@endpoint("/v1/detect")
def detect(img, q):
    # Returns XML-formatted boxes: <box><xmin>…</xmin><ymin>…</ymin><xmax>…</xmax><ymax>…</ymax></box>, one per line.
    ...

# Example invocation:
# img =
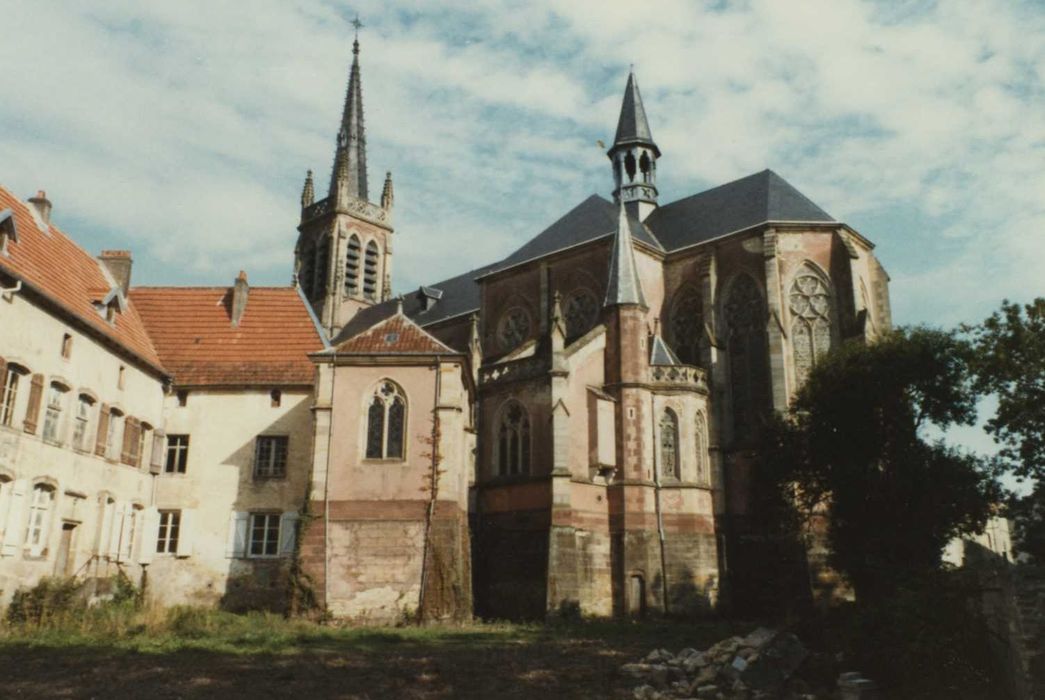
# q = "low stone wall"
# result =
<box><xmin>974</xmin><ymin>561</ymin><xmax>1045</xmax><ymax>700</ymax></box>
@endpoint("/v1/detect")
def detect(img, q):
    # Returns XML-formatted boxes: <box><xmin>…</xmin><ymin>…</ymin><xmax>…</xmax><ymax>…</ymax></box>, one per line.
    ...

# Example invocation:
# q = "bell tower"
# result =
<box><xmin>607</xmin><ymin>70</ymin><xmax>661</xmax><ymax>222</ymax></box>
<box><xmin>294</xmin><ymin>22</ymin><xmax>394</xmax><ymax>338</ymax></box>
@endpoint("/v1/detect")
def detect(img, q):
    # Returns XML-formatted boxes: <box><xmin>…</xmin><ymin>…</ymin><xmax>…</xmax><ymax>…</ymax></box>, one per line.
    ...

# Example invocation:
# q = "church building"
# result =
<box><xmin>0</xmin><ymin>34</ymin><xmax>892</xmax><ymax>621</ymax></box>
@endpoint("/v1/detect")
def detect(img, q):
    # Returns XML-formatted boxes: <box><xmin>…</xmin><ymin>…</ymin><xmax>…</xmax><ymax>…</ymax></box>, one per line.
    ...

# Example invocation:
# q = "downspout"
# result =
<box><xmin>323</xmin><ymin>353</ymin><xmax>337</xmax><ymax>611</ymax></box>
<box><xmin>650</xmin><ymin>393</ymin><xmax>669</xmax><ymax>614</ymax></box>
<box><xmin>1</xmin><ymin>280</ymin><xmax>22</xmax><ymax>296</ymax></box>
<box><xmin>418</xmin><ymin>356</ymin><xmax>443</xmax><ymax>621</ymax></box>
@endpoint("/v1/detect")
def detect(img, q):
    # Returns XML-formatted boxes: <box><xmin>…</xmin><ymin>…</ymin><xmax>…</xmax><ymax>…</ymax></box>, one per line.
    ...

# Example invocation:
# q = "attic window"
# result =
<box><xmin>176</xmin><ymin>390</ymin><xmax>189</xmax><ymax>407</ymax></box>
<box><xmin>270</xmin><ymin>389</ymin><xmax>282</xmax><ymax>408</ymax></box>
<box><xmin>384</xmin><ymin>332</ymin><xmax>399</xmax><ymax>345</ymax></box>
<box><xmin>0</xmin><ymin>208</ymin><xmax>15</xmax><ymax>255</ymax></box>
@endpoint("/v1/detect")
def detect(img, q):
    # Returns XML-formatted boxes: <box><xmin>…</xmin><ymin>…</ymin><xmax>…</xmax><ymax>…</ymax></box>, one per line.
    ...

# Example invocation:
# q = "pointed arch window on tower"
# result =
<box><xmin>496</xmin><ymin>401</ymin><xmax>531</xmax><ymax>476</ymax></box>
<box><xmin>363</xmin><ymin>241</ymin><xmax>379</xmax><ymax>301</ymax></box>
<box><xmin>345</xmin><ymin>235</ymin><xmax>361</xmax><ymax>296</ymax></box>
<box><xmin>313</xmin><ymin>237</ymin><xmax>330</xmax><ymax>298</ymax></box>
<box><xmin>669</xmin><ymin>287</ymin><xmax>703</xmax><ymax>366</ymax></box>
<box><xmin>624</xmin><ymin>152</ymin><xmax>637</xmax><ymax>182</ymax></box>
<box><xmin>659</xmin><ymin>409</ymin><xmax>680</xmax><ymax>481</ymax></box>
<box><xmin>364</xmin><ymin>381</ymin><xmax>406</xmax><ymax>460</ymax></box>
<box><xmin>725</xmin><ymin>275</ymin><xmax>771</xmax><ymax>442</ymax></box>
<box><xmin>298</xmin><ymin>245</ymin><xmax>314</xmax><ymax>297</ymax></box>
<box><xmin>639</xmin><ymin>152</ymin><xmax>651</xmax><ymax>183</ymax></box>
<box><xmin>790</xmin><ymin>270</ymin><xmax>833</xmax><ymax>385</ymax></box>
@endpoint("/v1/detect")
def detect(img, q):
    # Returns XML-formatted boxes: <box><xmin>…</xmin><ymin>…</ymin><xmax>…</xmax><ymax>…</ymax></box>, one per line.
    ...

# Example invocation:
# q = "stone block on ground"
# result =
<box><xmin>737</xmin><ymin>632</ymin><xmax>808</xmax><ymax>692</ymax></box>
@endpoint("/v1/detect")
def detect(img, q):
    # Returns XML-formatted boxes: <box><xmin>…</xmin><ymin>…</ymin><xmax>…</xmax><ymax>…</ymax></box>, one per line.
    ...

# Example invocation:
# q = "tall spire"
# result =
<box><xmin>329</xmin><ymin>21</ymin><xmax>368</xmax><ymax>203</ymax></box>
<box><xmin>604</xmin><ymin>200</ymin><xmax>647</xmax><ymax>308</ymax></box>
<box><xmin>607</xmin><ymin>69</ymin><xmax>660</xmax><ymax>221</ymax></box>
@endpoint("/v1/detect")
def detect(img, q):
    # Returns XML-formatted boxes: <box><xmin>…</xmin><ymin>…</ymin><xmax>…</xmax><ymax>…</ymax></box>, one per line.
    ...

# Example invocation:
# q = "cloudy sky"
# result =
<box><xmin>2</xmin><ymin>0</ymin><xmax>1042</xmax><ymax>331</ymax></box>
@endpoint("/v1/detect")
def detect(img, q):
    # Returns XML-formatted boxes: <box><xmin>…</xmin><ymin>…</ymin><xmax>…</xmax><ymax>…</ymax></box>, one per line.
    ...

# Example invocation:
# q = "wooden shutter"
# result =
<box><xmin>137</xmin><ymin>507</ymin><xmax>160</xmax><ymax>564</ymax></box>
<box><xmin>149</xmin><ymin>428</ymin><xmax>165</xmax><ymax>474</ymax></box>
<box><xmin>22</xmin><ymin>373</ymin><xmax>43</xmax><ymax>434</ymax></box>
<box><xmin>95</xmin><ymin>404</ymin><xmax>110</xmax><ymax>456</ymax></box>
<box><xmin>279</xmin><ymin>511</ymin><xmax>300</xmax><ymax>557</ymax></box>
<box><xmin>226</xmin><ymin>511</ymin><xmax>249</xmax><ymax>558</ymax></box>
<box><xmin>1</xmin><ymin>479</ymin><xmax>27</xmax><ymax>556</ymax></box>
<box><xmin>107</xmin><ymin>502</ymin><xmax>125</xmax><ymax>559</ymax></box>
<box><xmin>120</xmin><ymin>417</ymin><xmax>136</xmax><ymax>465</ymax></box>
<box><xmin>176</xmin><ymin>509</ymin><xmax>194</xmax><ymax>557</ymax></box>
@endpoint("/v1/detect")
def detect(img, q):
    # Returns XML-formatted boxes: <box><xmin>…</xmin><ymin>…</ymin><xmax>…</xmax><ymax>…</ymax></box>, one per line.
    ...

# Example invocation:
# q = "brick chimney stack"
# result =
<box><xmin>99</xmin><ymin>250</ymin><xmax>133</xmax><ymax>295</ymax></box>
<box><xmin>28</xmin><ymin>190</ymin><xmax>52</xmax><ymax>225</ymax></box>
<box><xmin>231</xmin><ymin>270</ymin><xmax>249</xmax><ymax>327</ymax></box>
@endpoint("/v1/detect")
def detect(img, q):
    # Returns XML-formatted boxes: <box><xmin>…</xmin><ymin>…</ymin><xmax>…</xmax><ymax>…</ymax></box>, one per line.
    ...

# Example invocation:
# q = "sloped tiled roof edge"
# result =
<box><xmin>329</xmin><ymin>308</ymin><xmax>461</xmax><ymax>356</ymax></box>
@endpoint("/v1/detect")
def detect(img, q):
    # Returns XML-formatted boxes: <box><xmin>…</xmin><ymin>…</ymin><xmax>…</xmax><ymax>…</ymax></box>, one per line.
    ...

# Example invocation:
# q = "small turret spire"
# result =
<box><xmin>604</xmin><ymin>200</ymin><xmax>647</xmax><ymax>308</ymax></box>
<box><xmin>301</xmin><ymin>170</ymin><xmax>315</xmax><ymax>208</ymax></box>
<box><xmin>329</xmin><ymin>21</ymin><xmax>368</xmax><ymax>203</ymax></box>
<box><xmin>607</xmin><ymin>69</ymin><xmax>660</xmax><ymax>221</ymax></box>
<box><xmin>381</xmin><ymin>171</ymin><xmax>394</xmax><ymax>210</ymax></box>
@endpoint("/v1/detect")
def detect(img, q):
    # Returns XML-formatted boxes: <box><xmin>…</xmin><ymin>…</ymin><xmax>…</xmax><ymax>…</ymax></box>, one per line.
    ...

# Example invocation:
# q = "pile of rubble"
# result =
<box><xmin>621</xmin><ymin>627</ymin><xmax>817</xmax><ymax>700</ymax></box>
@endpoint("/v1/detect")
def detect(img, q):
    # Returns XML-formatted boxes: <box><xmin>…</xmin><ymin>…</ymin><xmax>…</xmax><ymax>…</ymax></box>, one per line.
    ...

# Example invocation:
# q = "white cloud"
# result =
<box><xmin>0</xmin><ymin>0</ymin><xmax>1041</xmax><ymax>327</ymax></box>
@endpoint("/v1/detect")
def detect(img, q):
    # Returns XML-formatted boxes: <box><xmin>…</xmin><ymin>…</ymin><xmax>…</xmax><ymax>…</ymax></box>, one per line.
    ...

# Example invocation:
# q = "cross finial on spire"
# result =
<box><xmin>352</xmin><ymin>15</ymin><xmax>363</xmax><ymax>53</ymax></box>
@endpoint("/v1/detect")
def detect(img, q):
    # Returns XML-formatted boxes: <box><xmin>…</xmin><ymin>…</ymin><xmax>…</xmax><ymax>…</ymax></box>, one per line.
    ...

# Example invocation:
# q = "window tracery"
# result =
<box><xmin>725</xmin><ymin>275</ymin><xmax>770</xmax><ymax>441</ymax></box>
<box><xmin>313</xmin><ymin>236</ymin><xmax>329</xmax><ymax>298</ymax></box>
<box><xmin>695</xmin><ymin>411</ymin><xmax>709</xmax><ymax>485</ymax></box>
<box><xmin>659</xmin><ymin>409</ymin><xmax>679</xmax><ymax>480</ymax></box>
<box><xmin>496</xmin><ymin>401</ymin><xmax>531</xmax><ymax>476</ymax></box>
<box><xmin>563</xmin><ymin>289</ymin><xmax>598</xmax><ymax>340</ymax></box>
<box><xmin>365</xmin><ymin>381</ymin><xmax>406</xmax><ymax>460</ymax></box>
<box><xmin>669</xmin><ymin>287</ymin><xmax>703</xmax><ymax>365</ymax></box>
<box><xmin>497</xmin><ymin>307</ymin><xmax>531</xmax><ymax>350</ymax></box>
<box><xmin>789</xmin><ymin>270</ymin><xmax>833</xmax><ymax>385</ymax></box>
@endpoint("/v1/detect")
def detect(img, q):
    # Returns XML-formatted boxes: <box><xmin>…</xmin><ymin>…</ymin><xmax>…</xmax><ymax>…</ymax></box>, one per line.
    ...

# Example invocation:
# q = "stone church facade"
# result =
<box><xmin>0</xmin><ymin>36</ymin><xmax>892</xmax><ymax>621</ymax></box>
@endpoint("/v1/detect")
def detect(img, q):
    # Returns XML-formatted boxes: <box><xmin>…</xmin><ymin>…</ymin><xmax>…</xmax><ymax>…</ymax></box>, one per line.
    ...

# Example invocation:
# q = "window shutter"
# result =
<box><xmin>138</xmin><ymin>507</ymin><xmax>159</xmax><ymax>564</ymax></box>
<box><xmin>149</xmin><ymin>428</ymin><xmax>165</xmax><ymax>474</ymax></box>
<box><xmin>226</xmin><ymin>511</ymin><xmax>249</xmax><ymax>558</ymax></box>
<box><xmin>22</xmin><ymin>373</ymin><xmax>43</xmax><ymax>435</ymax></box>
<box><xmin>0</xmin><ymin>482</ymin><xmax>10</xmax><ymax>544</ymax></box>
<box><xmin>107</xmin><ymin>502</ymin><xmax>125</xmax><ymax>559</ymax></box>
<box><xmin>1</xmin><ymin>479</ymin><xmax>27</xmax><ymax>556</ymax></box>
<box><xmin>279</xmin><ymin>511</ymin><xmax>299</xmax><ymax>557</ymax></box>
<box><xmin>117</xmin><ymin>506</ymin><xmax>135</xmax><ymax>562</ymax></box>
<box><xmin>176</xmin><ymin>509</ymin><xmax>194</xmax><ymax>557</ymax></box>
<box><xmin>94</xmin><ymin>404</ymin><xmax>110</xmax><ymax>456</ymax></box>
<box><xmin>120</xmin><ymin>418</ymin><xmax>135</xmax><ymax>465</ymax></box>
<box><xmin>0</xmin><ymin>357</ymin><xmax>7</xmax><ymax>388</ymax></box>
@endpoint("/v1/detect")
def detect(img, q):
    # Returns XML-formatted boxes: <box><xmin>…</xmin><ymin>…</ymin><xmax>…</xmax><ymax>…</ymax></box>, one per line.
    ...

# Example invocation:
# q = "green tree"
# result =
<box><xmin>763</xmin><ymin>328</ymin><xmax>1000</xmax><ymax>601</ymax></box>
<box><xmin>965</xmin><ymin>298</ymin><xmax>1045</xmax><ymax>560</ymax></box>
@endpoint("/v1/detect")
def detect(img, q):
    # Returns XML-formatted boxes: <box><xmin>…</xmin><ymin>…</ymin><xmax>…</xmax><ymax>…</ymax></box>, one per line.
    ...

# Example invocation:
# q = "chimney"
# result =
<box><xmin>28</xmin><ymin>190</ymin><xmax>52</xmax><ymax>225</ymax></box>
<box><xmin>99</xmin><ymin>250</ymin><xmax>133</xmax><ymax>295</ymax></box>
<box><xmin>231</xmin><ymin>270</ymin><xmax>249</xmax><ymax>327</ymax></box>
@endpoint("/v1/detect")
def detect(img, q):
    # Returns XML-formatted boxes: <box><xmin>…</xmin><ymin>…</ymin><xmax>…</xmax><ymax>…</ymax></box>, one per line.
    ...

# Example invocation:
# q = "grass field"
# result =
<box><xmin>0</xmin><ymin>606</ymin><xmax>749</xmax><ymax>699</ymax></box>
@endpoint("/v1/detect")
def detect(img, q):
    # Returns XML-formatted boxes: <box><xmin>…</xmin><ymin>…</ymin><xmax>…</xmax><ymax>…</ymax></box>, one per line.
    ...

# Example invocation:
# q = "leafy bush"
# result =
<box><xmin>5</xmin><ymin>577</ymin><xmax>85</xmax><ymax>626</ymax></box>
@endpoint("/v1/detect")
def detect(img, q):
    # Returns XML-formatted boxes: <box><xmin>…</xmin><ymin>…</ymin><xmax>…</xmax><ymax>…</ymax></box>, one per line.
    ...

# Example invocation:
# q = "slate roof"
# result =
<box><xmin>331</xmin><ymin>309</ymin><xmax>457</xmax><ymax>355</ymax></box>
<box><xmin>605</xmin><ymin>201</ymin><xmax>647</xmax><ymax>307</ymax></box>
<box><xmin>612</xmin><ymin>71</ymin><xmax>659</xmax><ymax>154</ymax></box>
<box><xmin>399</xmin><ymin>169</ymin><xmax>834</xmax><ymax>331</ymax></box>
<box><xmin>0</xmin><ymin>185</ymin><xmax>164</xmax><ymax>373</ymax></box>
<box><xmin>645</xmin><ymin>169</ymin><xmax>835</xmax><ymax>251</ymax></box>
<box><xmin>130</xmin><ymin>285</ymin><xmax>324</xmax><ymax>387</ymax></box>
<box><xmin>650</xmin><ymin>335</ymin><xmax>682</xmax><ymax>366</ymax></box>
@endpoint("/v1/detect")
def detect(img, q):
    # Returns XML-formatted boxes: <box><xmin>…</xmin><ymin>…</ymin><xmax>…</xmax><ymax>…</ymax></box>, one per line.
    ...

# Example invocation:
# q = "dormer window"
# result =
<box><xmin>0</xmin><ymin>208</ymin><xmax>16</xmax><ymax>256</ymax></box>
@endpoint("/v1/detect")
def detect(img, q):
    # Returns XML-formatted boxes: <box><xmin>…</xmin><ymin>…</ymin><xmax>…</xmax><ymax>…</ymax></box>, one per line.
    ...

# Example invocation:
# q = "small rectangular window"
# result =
<box><xmin>0</xmin><ymin>367</ymin><xmax>23</xmax><ymax>427</ymax></box>
<box><xmin>253</xmin><ymin>435</ymin><xmax>288</xmax><ymax>478</ymax></box>
<box><xmin>117</xmin><ymin>366</ymin><xmax>126</xmax><ymax>390</ymax></box>
<box><xmin>176</xmin><ymin>390</ymin><xmax>188</xmax><ymax>407</ymax></box>
<box><xmin>270</xmin><ymin>389</ymin><xmax>281</xmax><ymax>408</ymax></box>
<box><xmin>61</xmin><ymin>333</ymin><xmax>73</xmax><ymax>359</ymax></box>
<box><xmin>156</xmin><ymin>510</ymin><xmax>180</xmax><ymax>554</ymax></box>
<box><xmin>165</xmin><ymin>435</ymin><xmax>190</xmax><ymax>474</ymax></box>
<box><xmin>248</xmin><ymin>512</ymin><xmax>280</xmax><ymax>557</ymax></box>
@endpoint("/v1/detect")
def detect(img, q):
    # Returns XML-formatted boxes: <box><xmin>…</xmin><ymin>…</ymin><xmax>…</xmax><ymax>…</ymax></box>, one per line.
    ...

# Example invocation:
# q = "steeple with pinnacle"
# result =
<box><xmin>604</xmin><ymin>200</ymin><xmax>647</xmax><ymax>308</ymax></box>
<box><xmin>607</xmin><ymin>69</ymin><xmax>661</xmax><ymax>222</ymax></box>
<box><xmin>330</xmin><ymin>23</ymin><xmax>368</xmax><ymax>204</ymax></box>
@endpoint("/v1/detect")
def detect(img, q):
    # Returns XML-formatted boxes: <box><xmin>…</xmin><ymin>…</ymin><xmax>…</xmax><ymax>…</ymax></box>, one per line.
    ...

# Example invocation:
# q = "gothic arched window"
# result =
<box><xmin>659</xmin><ymin>409</ymin><xmax>680</xmax><ymax>480</ymax></box>
<box><xmin>298</xmin><ymin>245</ymin><xmax>314</xmax><ymax>298</ymax></box>
<box><xmin>496</xmin><ymin>401</ymin><xmax>530</xmax><ymax>476</ymax></box>
<box><xmin>345</xmin><ymin>234</ymin><xmax>361</xmax><ymax>296</ymax></box>
<box><xmin>725</xmin><ymin>275</ymin><xmax>770</xmax><ymax>442</ymax></box>
<box><xmin>497</xmin><ymin>307</ymin><xmax>531</xmax><ymax>351</ymax></box>
<box><xmin>669</xmin><ymin>287</ymin><xmax>703</xmax><ymax>366</ymax></box>
<box><xmin>365</xmin><ymin>381</ymin><xmax>406</xmax><ymax>460</ymax></box>
<box><xmin>363</xmin><ymin>241</ymin><xmax>380</xmax><ymax>300</ymax></box>
<box><xmin>695</xmin><ymin>411</ymin><xmax>709</xmax><ymax>485</ymax></box>
<box><xmin>790</xmin><ymin>269</ymin><xmax>833</xmax><ymax>385</ymax></box>
<box><xmin>313</xmin><ymin>236</ymin><xmax>330</xmax><ymax>298</ymax></box>
<box><xmin>563</xmin><ymin>289</ymin><xmax>598</xmax><ymax>340</ymax></box>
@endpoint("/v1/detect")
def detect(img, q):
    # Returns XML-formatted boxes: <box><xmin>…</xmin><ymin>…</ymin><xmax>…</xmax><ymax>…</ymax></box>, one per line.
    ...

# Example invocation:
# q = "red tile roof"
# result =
<box><xmin>130</xmin><ymin>286</ymin><xmax>324</xmax><ymax>387</ymax></box>
<box><xmin>333</xmin><ymin>311</ymin><xmax>458</xmax><ymax>355</ymax></box>
<box><xmin>0</xmin><ymin>185</ymin><xmax>164</xmax><ymax>373</ymax></box>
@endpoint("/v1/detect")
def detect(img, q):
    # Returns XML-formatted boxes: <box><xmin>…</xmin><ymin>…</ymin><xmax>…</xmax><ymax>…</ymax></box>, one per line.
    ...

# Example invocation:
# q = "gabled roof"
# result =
<box><xmin>646</xmin><ymin>169</ymin><xmax>835</xmax><ymax>251</ymax></box>
<box><xmin>129</xmin><ymin>286</ymin><xmax>324</xmax><ymax>387</ymax></box>
<box><xmin>612</xmin><ymin>71</ymin><xmax>659</xmax><ymax>155</ymax></box>
<box><xmin>331</xmin><ymin>308</ymin><xmax>457</xmax><ymax>355</ymax></box>
<box><xmin>650</xmin><ymin>335</ymin><xmax>682</xmax><ymax>366</ymax></box>
<box><xmin>0</xmin><ymin>185</ymin><xmax>164</xmax><ymax>373</ymax></box>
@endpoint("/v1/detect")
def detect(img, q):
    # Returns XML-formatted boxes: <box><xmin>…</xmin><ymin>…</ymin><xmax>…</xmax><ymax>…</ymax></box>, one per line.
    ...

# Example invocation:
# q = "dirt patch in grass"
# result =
<box><xmin>0</xmin><ymin>619</ymin><xmax>748</xmax><ymax>699</ymax></box>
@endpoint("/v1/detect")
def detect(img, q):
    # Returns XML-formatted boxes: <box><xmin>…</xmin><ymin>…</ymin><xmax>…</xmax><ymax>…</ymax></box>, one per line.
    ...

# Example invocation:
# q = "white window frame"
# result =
<box><xmin>165</xmin><ymin>434</ymin><xmax>189</xmax><ymax>474</ymax></box>
<box><xmin>156</xmin><ymin>509</ymin><xmax>180</xmax><ymax>554</ymax></box>
<box><xmin>247</xmin><ymin>512</ymin><xmax>281</xmax><ymax>558</ymax></box>
<box><xmin>25</xmin><ymin>484</ymin><xmax>55</xmax><ymax>557</ymax></box>
<box><xmin>41</xmin><ymin>383</ymin><xmax>67</xmax><ymax>444</ymax></box>
<box><xmin>253</xmin><ymin>435</ymin><xmax>288</xmax><ymax>478</ymax></box>
<box><xmin>0</xmin><ymin>367</ymin><xmax>24</xmax><ymax>427</ymax></box>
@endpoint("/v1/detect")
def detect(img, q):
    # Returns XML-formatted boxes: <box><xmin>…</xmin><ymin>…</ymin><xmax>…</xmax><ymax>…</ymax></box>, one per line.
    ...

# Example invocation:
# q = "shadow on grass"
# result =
<box><xmin>0</xmin><ymin>619</ymin><xmax>749</xmax><ymax>699</ymax></box>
